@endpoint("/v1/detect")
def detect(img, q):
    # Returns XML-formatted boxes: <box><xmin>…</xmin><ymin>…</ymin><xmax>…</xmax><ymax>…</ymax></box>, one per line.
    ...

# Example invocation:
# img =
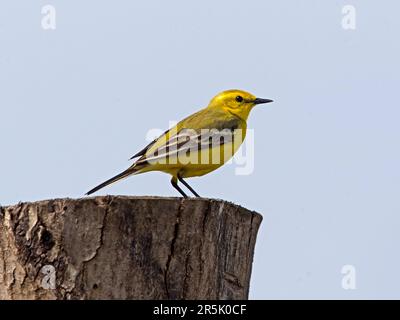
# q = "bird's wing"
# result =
<box><xmin>129</xmin><ymin>140</ymin><xmax>156</xmax><ymax>160</ymax></box>
<box><xmin>133</xmin><ymin>108</ymin><xmax>242</xmax><ymax>166</ymax></box>
<box><xmin>134</xmin><ymin>128</ymin><xmax>236</xmax><ymax>166</ymax></box>
<box><xmin>129</xmin><ymin>129</ymin><xmax>169</xmax><ymax>160</ymax></box>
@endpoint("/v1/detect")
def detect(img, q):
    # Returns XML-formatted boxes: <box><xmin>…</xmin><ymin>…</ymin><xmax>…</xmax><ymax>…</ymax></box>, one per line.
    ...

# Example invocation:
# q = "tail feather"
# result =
<box><xmin>85</xmin><ymin>168</ymin><xmax>137</xmax><ymax>195</ymax></box>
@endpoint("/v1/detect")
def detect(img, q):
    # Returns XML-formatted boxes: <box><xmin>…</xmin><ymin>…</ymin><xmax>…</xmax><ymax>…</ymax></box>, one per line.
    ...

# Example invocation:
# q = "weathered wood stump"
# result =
<box><xmin>0</xmin><ymin>196</ymin><xmax>262</xmax><ymax>300</ymax></box>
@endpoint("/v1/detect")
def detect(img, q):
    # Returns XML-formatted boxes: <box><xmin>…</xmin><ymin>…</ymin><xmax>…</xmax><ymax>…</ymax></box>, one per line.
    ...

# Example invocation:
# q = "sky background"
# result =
<box><xmin>1</xmin><ymin>1</ymin><xmax>399</xmax><ymax>299</ymax></box>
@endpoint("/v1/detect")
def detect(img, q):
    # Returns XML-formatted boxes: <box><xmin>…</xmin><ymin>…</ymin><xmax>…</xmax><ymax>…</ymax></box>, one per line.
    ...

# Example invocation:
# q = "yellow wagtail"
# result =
<box><xmin>86</xmin><ymin>89</ymin><xmax>273</xmax><ymax>197</ymax></box>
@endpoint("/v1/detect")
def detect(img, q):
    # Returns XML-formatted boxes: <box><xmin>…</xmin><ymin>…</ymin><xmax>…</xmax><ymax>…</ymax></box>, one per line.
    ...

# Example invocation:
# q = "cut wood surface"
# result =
<box><xmin>0</xmin><ymin>196</ymin><xmax>262</xmax><ymax>300</ymax></box>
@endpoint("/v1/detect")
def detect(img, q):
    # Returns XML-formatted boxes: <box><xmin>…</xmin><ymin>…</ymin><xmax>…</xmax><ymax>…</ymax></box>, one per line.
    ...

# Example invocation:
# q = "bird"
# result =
<box><xmin>86</xmin><ymin>89</ymin><xmax>273</xmax><ymax>197</ymax></box>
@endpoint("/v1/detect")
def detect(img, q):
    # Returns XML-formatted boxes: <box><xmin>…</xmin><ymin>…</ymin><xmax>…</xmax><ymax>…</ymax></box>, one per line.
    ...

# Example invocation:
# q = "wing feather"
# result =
<box><xmin>135</xmin><ymin>128</ymin><xmax>236</xmax><ymax>165</ymax></box>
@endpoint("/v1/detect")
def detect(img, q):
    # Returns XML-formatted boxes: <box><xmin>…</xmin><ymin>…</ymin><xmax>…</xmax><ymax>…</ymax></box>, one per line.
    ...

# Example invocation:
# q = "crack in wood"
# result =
<box><xmin>182</xmin><ymin>251</ymin><xmax>191</xmax><ymax>300</ymax></box>
<box><xmin>164</xmin><ymin>198</ymin><xmax>184</xmax><ymax>299</ymax></box>
<box><xmin>70</xmin><ymin>196</ymin><xmax>113</xmax><ymax>298</ymax></box>
<box><xmin>224</xmin><ymin>271</ymin><xmax>243</xmax><ymax>289</ymax></box>
<box><xmin>84</xmin><ymin>197</ymin><xmax>111</xmax><ymax>264</ymax></box>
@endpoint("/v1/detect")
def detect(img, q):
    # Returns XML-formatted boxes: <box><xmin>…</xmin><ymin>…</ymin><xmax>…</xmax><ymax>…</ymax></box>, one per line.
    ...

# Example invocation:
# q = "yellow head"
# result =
<box><xmin>207</xmin><ymin>89</ymin><xmax>273</xmax><ymax>121</ymax></box>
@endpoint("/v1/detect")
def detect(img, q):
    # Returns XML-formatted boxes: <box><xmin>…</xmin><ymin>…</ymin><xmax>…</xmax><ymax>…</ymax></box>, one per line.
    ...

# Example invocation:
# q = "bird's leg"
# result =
<box><xmin>177</xmin><ymin>175</ymin><xmax>200</xmax><ymax>197</ymax></box>
<box><xmin>171</xmin><ymin>177</ymin><xmax>188</xmax><ymax>198</ymax></box>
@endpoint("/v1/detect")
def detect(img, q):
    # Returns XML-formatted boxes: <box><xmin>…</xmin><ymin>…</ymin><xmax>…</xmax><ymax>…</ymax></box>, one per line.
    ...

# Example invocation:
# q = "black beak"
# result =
<box><xmin>253</xmin><ymin>98</ymin><xmax>274</xmax><ymax>104</ymax></box>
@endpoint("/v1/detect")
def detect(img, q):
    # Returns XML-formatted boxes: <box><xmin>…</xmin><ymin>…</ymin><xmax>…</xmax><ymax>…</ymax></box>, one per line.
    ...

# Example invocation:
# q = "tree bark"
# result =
<box><xmin>0</xmin><ymin>196</ymin><xmax>262</xmax><ymax>300</ymax></box>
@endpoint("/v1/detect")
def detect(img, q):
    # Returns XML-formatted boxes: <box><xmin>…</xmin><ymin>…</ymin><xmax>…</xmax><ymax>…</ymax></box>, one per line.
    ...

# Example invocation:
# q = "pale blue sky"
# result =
<box><xmin>1</xmin><ymin>1</ymin><xmax>399</xmax><ymax>299</ymax></box>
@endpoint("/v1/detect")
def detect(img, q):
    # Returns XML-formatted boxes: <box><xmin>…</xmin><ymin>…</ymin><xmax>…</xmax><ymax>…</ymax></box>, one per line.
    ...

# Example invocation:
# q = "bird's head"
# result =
<box><xmin>207</xmin><ymin>89</ymin><xmax>273</xmax><ymax>120</ymax></box>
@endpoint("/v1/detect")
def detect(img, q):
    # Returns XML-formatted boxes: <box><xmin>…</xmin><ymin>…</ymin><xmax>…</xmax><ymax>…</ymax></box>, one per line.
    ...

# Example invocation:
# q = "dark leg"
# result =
<box><xmin>177</xmin><ymin>175</ymin><xmax>200</xmax><ymax>197</ymax></box>
<box><xmin>171</xmin><ymin>177</ymin><xmax>188</xmax><ymax>198</ymax></box>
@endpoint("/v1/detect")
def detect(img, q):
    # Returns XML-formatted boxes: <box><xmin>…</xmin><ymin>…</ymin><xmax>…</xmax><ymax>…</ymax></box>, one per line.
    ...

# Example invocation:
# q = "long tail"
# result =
<box><xmin>85</xmin><ymin>167</ymin><xmax>138</xmax><ymax>195</ymax></box>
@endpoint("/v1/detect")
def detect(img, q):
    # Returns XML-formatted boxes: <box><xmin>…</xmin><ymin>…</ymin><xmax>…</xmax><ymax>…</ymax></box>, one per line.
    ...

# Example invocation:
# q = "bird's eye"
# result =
<box><xmin>235</xmin><ymin>95</ymin><xmax>243</xmax><ymax>103</ymax></box>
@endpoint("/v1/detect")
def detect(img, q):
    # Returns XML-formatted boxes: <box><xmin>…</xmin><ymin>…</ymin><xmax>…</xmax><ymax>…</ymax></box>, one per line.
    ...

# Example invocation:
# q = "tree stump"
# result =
<box><xmin>0</xmin><ymin>196</ymin><xmax>262</xmax><ymax>300</ymax></box>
